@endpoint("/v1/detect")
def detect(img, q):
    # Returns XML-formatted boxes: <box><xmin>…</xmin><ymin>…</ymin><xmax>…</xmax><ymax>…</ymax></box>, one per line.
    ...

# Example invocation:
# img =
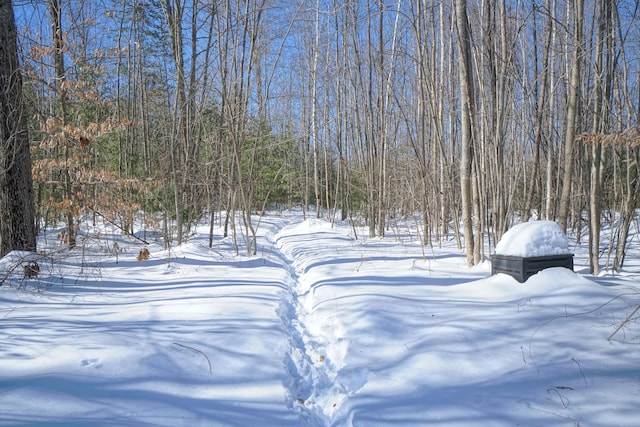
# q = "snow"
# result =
<box><xmin>495</xmin><ymin>220</ymin><xmax>572</xmax><ymax>257</ymax></box>
<box><xmin>1</xmin><ymin>210</ymin><xmax>639</xmax><ymax>426</ymax></box>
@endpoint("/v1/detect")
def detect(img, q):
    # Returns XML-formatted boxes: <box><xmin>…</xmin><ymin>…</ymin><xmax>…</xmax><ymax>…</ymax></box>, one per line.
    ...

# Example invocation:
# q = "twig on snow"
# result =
<box><xmin>571</xmin><ymin>357</ymin><xmax>588</xmax><ymax>388</ymax></box>
<box><xmin>547</xmin><ymin>387</ymin><xmax>569</xmax><ymax>408</ymax></box>
<box><xmin>3</xmin><ymin>306</ymin><xmax>17</xmax><ymax>318</ymax></box>
<box><xmin>173</xmin><ymin>342</ymin><xmax>212</xmax><ymax>374</ymax></box>
<box><xmin>608</xmin><ymin>304</ymin><xmax>640</xmax><ymax>342</ymax></box>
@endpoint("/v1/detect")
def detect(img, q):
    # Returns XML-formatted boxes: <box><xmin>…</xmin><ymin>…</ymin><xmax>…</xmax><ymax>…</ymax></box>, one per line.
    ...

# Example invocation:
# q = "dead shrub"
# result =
<box><xmin>137</xmin><ymin>248</ymin><xmax>150</xmax><ymax>261</ymax></box>
<box><xmin>23</xmin><ymin>261</ymin><xmax>40</xmax><ymax>278</ymax></box>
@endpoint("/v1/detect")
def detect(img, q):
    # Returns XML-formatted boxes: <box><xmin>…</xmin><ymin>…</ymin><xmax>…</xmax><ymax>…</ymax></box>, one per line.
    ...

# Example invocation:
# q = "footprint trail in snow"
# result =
<box><xmin>271</xmin><ymin>221</ymin><xmax>365</xmax><ymax>426</ymax></box>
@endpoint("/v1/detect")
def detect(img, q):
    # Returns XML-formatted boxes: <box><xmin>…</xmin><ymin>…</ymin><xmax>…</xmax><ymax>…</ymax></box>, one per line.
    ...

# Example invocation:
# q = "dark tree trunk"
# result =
<box><xmin>0</xmin><ymin>0</ymin><xmax>37</xmax><ymax>257</ymax></box>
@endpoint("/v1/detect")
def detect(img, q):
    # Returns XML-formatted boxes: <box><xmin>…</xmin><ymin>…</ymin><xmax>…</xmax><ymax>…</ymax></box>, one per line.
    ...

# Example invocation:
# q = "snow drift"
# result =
<box><xmin>1</xmin><ymin>211</ymin><xmax>638</xmax><ymax>426</ymax></box>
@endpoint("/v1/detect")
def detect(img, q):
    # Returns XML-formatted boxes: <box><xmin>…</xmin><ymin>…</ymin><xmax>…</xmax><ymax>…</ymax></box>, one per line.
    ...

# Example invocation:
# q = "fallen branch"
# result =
<box><xmin>608</xmin><ymin>304</ymin><xmax>640</xmax><ymax>341</ymax></box>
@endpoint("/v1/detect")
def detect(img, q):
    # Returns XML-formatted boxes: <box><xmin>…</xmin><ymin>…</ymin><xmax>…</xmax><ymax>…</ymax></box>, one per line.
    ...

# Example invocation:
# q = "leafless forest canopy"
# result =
<box><xmin>11</xmin><ymin>0</ymin><xmax>640</xmax><ymax>271</ymax></box>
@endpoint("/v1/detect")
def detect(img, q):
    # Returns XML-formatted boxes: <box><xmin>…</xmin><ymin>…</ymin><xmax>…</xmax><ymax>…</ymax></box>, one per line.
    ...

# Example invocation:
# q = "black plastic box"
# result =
<box><xmin>491</xmin><ymin>254</ymin><xmax>574</xmax><ymax>283</ymax></box>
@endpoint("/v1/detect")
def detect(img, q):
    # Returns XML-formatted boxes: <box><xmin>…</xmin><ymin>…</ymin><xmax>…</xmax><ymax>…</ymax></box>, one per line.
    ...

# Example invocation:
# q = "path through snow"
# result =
<box><xmin>272</xmin><ymin>219</ymin><xmax>355</xmax><ymax>426</ymax></box>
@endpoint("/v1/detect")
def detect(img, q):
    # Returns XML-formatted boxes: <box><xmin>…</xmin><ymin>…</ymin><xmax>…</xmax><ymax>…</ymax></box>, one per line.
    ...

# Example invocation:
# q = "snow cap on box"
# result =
<box><xmin>495</xmin><ymin>220</ymin><xmax>571</xmax><ymax>257</ymax></box>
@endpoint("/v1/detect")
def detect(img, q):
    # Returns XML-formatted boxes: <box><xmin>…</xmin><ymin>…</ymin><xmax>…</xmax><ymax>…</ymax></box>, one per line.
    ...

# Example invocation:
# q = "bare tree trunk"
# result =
<box><xmin>47</xmin><ymin>0</ymin><xmax>77</xmax><ymax>249</ymax></box>
<box><xmin>311</xmin><ymin>1</ymin><xmax>321</xmax><ymax>217</ymax></box>
<box><xmin>332</xmin><ymin>3</ymin><xmax>348</xmax><ymax>222</ymax></box>
<box><xmin>524</xmin><ymin>0</ymin><xmax>553</xmax><ymax>223</ymax></box>
<box><xmin>588</xmin><ymin>0</ymin><xmax>615</xmax><ymax>275</ymax></box>
<box><xmin>216</xmin><ymin>0</ymin><xmax>264</xmax><ymax>256</ymax></box>
<box><xmin>454</xmin><ymin>0</ymin><xmax>476</xmax><ymax>266</ymax></box>
<box><xmin>0</xmin><ymin>0</ymin><xmax>37</xmax><ymax>257</ymax></box>
<box><xmin>613</xmin><ymin>146</ymin><xmax>640</xmax><ymax>270</ymax></box>
<box><xmin>558</xmin><ymin>0</ymin><xmax>584</xmax><ymax>232</ymax></box>
<box><xmin>162</xmin><ymin>0</ymin><xmax>190</xmax><ymax>245</ymax></box>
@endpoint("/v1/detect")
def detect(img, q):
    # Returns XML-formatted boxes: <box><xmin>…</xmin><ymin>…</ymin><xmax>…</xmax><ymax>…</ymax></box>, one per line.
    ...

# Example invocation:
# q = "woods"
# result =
<box><xmin>3</xmin><ymin>0</ymin><xmax>640</xmax><ymax>270</ymax></box>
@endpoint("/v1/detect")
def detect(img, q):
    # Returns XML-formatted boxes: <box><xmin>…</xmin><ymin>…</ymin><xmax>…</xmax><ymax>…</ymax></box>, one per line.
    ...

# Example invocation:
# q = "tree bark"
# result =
<box><xmin>311</xmin><ymin>1</ymin><xmax>321</xmax><ymax>217</ymax></box>
<box><xmin>162</xmin><ymin>0</ymin><xmax>189</xmax><ymax>245</ymax></box>
<box><xmin>524</xmin><ymin>0</ymin><xmax>553</xmax><ymax>223</ymax></box>
<box><xmin>454</xmin><ymin>0</ymin><xmax>476</xmax><ymax>266</ymax></box>
<box><xmin>47</xmin><ymin>0</ymin><xmax>77</xmax><ymax>249</ymax></box>
<box><xmin>589</xmin><ymin>0</ymin><xmax>615</xmax><ymax>275</ymax></box>
<box><xmin>0</xmin><ymin>0</ymin><xmax>37</xmax><ymax>257</ymax></box>
<box><xmin>557</xmin><ymin>0</ymin><xmax>584</xmax><ymax>232</ymax></box>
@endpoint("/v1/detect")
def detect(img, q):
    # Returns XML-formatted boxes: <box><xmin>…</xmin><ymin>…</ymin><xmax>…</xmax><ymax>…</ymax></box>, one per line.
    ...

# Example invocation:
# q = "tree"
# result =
<box><xmin>45</xmin><ymin>0</ymin><xmax>78</xmax><ymax>248</ymax></box>
<box><xmin>587</xmin><ymin>0</ymin><xmax>615</xmax><ymax>275</ymax></box>
<box><xmin>557</xmin><ymin>0</ymin><xmax>584</xmax><ymax>232</ymax></box>
<box><xmin>454</xmin><ymin>0</ymin><xmax>476</xmax><ymax>266</ymax></box>
<box><xmin>215</xmin><ymin>0</ymin><xmax>266</xmax><ymax>256</ymax></box>
<box><xmin>0</xmin><ymin>0</ymin><xmax>37</xmax><ymax>257</ymax></box>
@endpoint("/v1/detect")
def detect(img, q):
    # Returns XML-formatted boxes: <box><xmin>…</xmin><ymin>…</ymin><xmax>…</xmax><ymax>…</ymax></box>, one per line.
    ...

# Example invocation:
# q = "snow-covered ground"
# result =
<box><xmin>1</xmin><ymin>209</ymin><xmax>639</xmax><ymax>426</ymax></box>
